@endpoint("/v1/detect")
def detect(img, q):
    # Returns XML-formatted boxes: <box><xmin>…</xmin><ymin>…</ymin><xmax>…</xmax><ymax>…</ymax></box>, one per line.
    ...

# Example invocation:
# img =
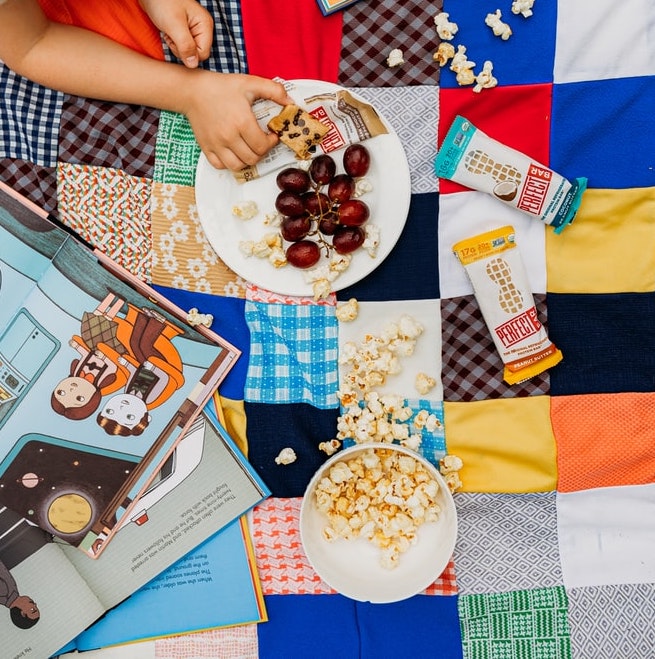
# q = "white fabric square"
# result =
<box><xmin>337</xmin><ymin>299</ymin><xmax>443</xmax><ymax>401</ymax></box>
<box><xmin>558</xmin><ymin>484</ymin><xmax>655</xmax><ymax>589</ymax></box>
<box><xmin>554</xmin><ymin>0</ymin><xmax>655</xmax><ymax>83</ymax></box>
<box><xmin>438</xmin><ymin>191</ymin><xmax>547</xmax><ymax>299</ymax></box>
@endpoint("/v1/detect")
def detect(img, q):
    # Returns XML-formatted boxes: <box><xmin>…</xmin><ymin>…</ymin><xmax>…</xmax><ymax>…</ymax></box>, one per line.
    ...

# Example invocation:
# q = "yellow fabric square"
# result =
<box><xmin>444</xmin><ymin>396</ymin><xmax>556</xmax><ymax>493</ymax></box>
<box><xmin>546</xmin><ymin>187</ymin><xmax>655</xmax><ymax>293</ymax></box>
<box><xmin>150</xmin><ymin>181</ymin><xmax>247</xmax><ymax>297</ymax></box>
<box><xmin>218</xmin><ymin>395</ymin><xmax>249</xmax><ymax>458</ymax></box>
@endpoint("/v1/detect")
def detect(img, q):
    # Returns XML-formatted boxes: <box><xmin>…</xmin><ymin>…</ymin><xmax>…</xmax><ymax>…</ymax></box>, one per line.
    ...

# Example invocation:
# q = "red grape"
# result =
<box><xmin>343</xmin><ymin>144</ymin><xmax>371</xmax><ymax>178</ymax></box>
<box><xmin>286</xmin><ymin>240</ymin><xmax>321</xmax><ymax>268</ymax></box>
<box><xmin>333</xmin><ymin>226</ymin><xmax>365</xmax><ymax>254</ymax></box>
<box><xmin>337</xmin><ymin>199</ymin><xmax>370</xmax><ymax>226</ymax></box>
<box><xmin>275</xmin><ymin>191</ymin><xmax>305</xmax><ymax>217</ymax></box>
<box><xmin>327</xmin><ymin>174</ymin><xmax>355</xmax><ymax>203</ymax></box>
<box><xmin>280</xmin><ymin>215</ymin><xmax>311</xmax><ymax>242</ymax></box>
<box><xmin>318</xmin><ymin>211</ymin><xmax>339</xmax><ymax>235</ymax></box>
<box><xmin>276</xmin><ymin>167</ymin><xmax>310</xmax><ymax>193</ymax></box>
<box><xmin>302</xmin><ymin>191</ymin><xmax>331</xmax><ymax>217</ymax></box>
<box><xmin>309</xmin><ymin>155</ymin><xmax>336</xmax><ymax>185</ymax></box>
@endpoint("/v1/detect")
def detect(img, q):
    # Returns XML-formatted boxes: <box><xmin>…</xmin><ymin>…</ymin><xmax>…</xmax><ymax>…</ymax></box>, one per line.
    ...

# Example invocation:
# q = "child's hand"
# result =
<box><xmin>183</xmin><ymin>72</ymin><xmax>295</xmax><ymax>171</ymax></box>
<box><xmin>139</xmin><ymin>0</ymin><xmax>213</xmax><ymax>68</ymax></box>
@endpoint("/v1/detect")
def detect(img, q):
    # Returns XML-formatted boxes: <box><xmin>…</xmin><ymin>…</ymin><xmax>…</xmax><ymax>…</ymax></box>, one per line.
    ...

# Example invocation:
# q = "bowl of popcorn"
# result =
<box><xmin>300</xmin><ymin>442</ymin><xmax>457</xmax><ymax>603</ymax></box>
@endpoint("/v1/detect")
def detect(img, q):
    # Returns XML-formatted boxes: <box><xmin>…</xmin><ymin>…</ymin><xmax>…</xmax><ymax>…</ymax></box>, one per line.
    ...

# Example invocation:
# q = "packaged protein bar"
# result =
<box><xmin>452</xmin><ymin>225</ymin><xmax>563</xmax><ymax>384</ymax></box>
<box><xmin>436</xmin><ymin>115</ymin><xmax>587</xmax><ymax>233</ymax></box>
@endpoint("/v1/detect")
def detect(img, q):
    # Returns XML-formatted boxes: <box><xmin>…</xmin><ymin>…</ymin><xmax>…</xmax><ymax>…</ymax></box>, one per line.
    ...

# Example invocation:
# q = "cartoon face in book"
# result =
<box><xmin>0</xmin><ymin>559</ymin><xmax>40</xmax><ymax>629</ymax></box>
<box><xmin>51</xmin><ymin>293</ymin><xmax>185</xmax><ymax>431</ymax></box>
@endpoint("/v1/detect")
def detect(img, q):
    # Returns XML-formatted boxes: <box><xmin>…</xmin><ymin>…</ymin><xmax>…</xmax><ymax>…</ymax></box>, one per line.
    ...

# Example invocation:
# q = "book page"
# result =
<box><xmin>0</xmin><ymin>191</ymin><xmax>240</xmax><ymax>559</ymax></box>
<box><xmin>0</xmin><ymin>506</ymin><xmax>104</xmax><ymax>659</ymax></box>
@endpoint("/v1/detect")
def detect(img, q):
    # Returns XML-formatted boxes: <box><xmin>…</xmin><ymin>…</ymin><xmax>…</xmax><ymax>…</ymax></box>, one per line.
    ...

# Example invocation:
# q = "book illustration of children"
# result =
<box><xmin>0</xmin><ymin>559</ymin><xmax>39</xmax><ymax>629</ymax></box>
<box><xmin>96</xmin><ymin>305</ymin><xmax>185</xmax><ymax>437</ymax></box>
<box><xmin>51</xmin><ymin>293</ymin><xmax>131</xmax><ymax>420</ymax></box>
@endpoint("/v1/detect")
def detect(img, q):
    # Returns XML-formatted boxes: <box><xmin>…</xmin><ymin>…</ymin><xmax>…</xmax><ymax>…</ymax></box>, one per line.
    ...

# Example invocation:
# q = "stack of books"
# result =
<box><xmin>0</xmin><ymin>183</ymin><xmax>270</xmax><ymax>659</ymax></box>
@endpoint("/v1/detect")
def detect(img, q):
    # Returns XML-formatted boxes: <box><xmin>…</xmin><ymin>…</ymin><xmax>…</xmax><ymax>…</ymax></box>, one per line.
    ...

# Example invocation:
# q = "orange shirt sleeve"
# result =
<box><xmin>37</xmin><ymin>0</ymin><xmax>164</xmax><ymax>60</ymax></box>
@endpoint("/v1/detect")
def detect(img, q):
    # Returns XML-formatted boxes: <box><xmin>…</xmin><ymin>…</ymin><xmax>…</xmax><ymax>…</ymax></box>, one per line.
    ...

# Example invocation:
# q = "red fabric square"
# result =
<box><xmin>438</xmin><ymin>83</ymin><xmax>553</xmax><ymax>194</ymax></box>
<box><xmin>241</xmin><ymin>1</ymin><xmax>342</xmax><ymax>82</ymax></box>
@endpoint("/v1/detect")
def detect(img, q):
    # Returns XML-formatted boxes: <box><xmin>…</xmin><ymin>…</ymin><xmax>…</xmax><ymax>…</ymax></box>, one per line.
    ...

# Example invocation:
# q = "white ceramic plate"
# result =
<box><xmin>195</xmin><ymin>80</ymin><xmax>411</xmax><ymax>296</ymax></box>
<box><xmin>300</xmin><ymin>443</ymin><xmax>458</xmax><ymax>604</ymax></box>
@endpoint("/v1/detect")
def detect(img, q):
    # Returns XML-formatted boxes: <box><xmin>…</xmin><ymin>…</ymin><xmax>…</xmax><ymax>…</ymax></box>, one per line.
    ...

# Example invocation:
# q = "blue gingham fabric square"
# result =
<box><xmin>0</xmin><ymin>66</ymin><xmax>63</xmax><ymax>166</ymax></box>
<box><xmin>244</xmin><ymin>300</ymin><xmax>339</xmax><ymax>408</ymax></box>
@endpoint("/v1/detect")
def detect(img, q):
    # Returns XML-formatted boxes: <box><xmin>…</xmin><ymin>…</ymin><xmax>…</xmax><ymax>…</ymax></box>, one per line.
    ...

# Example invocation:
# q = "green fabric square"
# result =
<box><xmin>154</xmin><ymin>110</ymin><xmax>201</xmax><ymax>186</ymax></box>
<box><xmin>459</xmin><ymin>587</ymin><xmax>571</xmax><ymax>659</ymax></box>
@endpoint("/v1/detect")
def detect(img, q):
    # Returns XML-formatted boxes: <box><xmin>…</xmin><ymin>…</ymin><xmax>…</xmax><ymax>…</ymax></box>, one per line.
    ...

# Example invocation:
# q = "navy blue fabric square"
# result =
<box><xmin>551</xmin><ymin>76</ymin><xmax>655</xmax><ymax>189</ymax></box>
<box><xmin>438</xmin><ymin>1</ymin><xmax>557</xmax><ymax>88</ymax></box>
<box><xmin>245</xmin><ymin>401</ymin><xmax>340</xmax><ymax>497</ymax></box>
<box><xmin>337</xmin><ymin>192</ymin><xmax>439</xmax><ymax>302</ymax></box>
<box><xmin>152</xmin><ymin>285</ymin><xmax>249</xmax><ymax>400</ymax></box>
<box><xmin>258</xmin><ymin>595</ymin><xmax>359</xmax><ymax>659</ymax></box>
<box><xmin>358</xmin><ymin>594</ymin><xmax>463</xmax><ymax>658</ymax></box>
<box><xmin>548</xmin><ymin>292</ymin><xmax>655</xmax><ymax>396</ymax></box>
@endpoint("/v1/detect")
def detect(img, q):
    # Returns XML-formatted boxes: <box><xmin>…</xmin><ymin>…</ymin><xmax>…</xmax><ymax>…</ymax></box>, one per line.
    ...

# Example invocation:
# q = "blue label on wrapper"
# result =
<box><xmin>434</xmin><ymin>115</ymin><xmax>476</xmax><ymax>179</ymax></box>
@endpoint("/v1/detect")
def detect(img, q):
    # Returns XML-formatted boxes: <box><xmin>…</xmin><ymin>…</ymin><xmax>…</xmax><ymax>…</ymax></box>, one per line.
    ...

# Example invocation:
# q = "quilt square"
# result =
<box><xmin>454</xmin><ymin>492</ymin><xmax>562</xmax><ymax>595</ymax></box>
<box><xmin>0</xmin><ymin>159</ymin><xmax>58</xmax><ymax>216</ymax></box>
<box><xmin>244</xmin><ymin>300</ymin><xmax>339</xmax><ymax>407</ymax></box>
<box><xmin>338</xmin><ymin>0</ymin><xmax>443</xmax><ymax>87</ymax></box>
<box><xmin>154</xmin><ymin>111</ymin><xmax>201</xmax><ymax>186</ymax></box>
<box><xmin>553</xmin><ymin>0</ymin><xmax>655</xmax><ymax>84</ymax></box>
<box><xmin>557</xmin><ymin>484</ymin><xmax>655</xmax><ymax>589</ymax></box>
<box><xmin>443</xmin><ymin>396</ymin><xmax>557</xmax><ymax>493</ymax></box>
<box><xmin>438</xmin><ymin>84</ymin><xmax>553</xmax><ymax>195</ymax></box>
<box><xmin>0</xmin><ymin>67</ymin><xmax>63</xmax><ymax>166</ymax></box>
<box><xmin>547</xmin><ymin>292</ymin><xmax>655</xmax><ymax>396</ymax></box>
<box><xmin>545</xmin><ymin>187</ymin><xmax>655</xmax><ymax>294</ymax></box>
<box><xmin>438</xmin><ymin>0</ymin><xmax>557</xmax><ymax>88</ymax></box>
<box><xmin>458</xmin><ymin>587</ymin><xmax>571</xmax><ymax>659</ymax></box>
<box><xmin>550</xmin><ymin>76</ymin><xmax>655</xmax><ymax>189</ymax></box>
<box><xmin>552</xmin><ymin>392</ymin><xmax>655</xmax><ymax>492</ymax></box>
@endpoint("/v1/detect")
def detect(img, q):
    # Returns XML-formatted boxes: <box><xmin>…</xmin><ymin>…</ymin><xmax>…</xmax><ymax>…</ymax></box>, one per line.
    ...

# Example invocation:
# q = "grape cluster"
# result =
<box><xmin>274</xmin><ymin>144</ymin><xmax>372</xmax><ymax>269</ymax></box>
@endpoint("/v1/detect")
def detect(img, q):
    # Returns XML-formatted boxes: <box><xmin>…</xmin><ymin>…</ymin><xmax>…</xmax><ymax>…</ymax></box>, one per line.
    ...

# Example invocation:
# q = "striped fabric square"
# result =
<box><xmin>58</xmin><ymin>95</ymin><xmax>158</xmax><ymax>178</ymax></box>
<box><xmin>56</xmin><ymin>162</ymin><xmax>152</xmax><ymax>280</ymax></box>
<box><xmin>458</xmin><ymin>587</ymin><xmax>571</xmax><ymax>659</ymax></box>
<box><xmin>454</xmin><ymin>493</ymin><xmax>562</xmax><ymax>595</ymax></box>
<box><xmin>154</xmin><ymin>111</ymin><xmax>201</xmax><ymax>186</ymax></box>
<box><xmin>338</xmin><ymin>0</ymin><xmax>443</xmax><ymax>88</ymax></box>
<box><xmin>437</xmin><ymin>0</ymin><xmax>557</xmax><ymax>88</ymax></box>
<box><xmin>0</xmin><ymin>67</ymin><xmax>63</xmax><ymax>166</ymax></box>
<box><xmin>244</xmin><ymin>300</ymin><xmax>339</xmax><ymax>408</ymax></box>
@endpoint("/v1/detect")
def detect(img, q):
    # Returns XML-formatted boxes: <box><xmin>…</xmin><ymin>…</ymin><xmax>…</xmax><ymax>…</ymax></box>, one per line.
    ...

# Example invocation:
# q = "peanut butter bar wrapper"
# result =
<box><xmin>235</xmin><ymin>80</ymin><xmax>387</xmax><ymax>183</ymax></box>
<box><xmin>436</xmin><ymin>115</ymin><xmax>587</xmax><ymax>233</ymax></box>
<box><xmin>453</xmin><ymin>226</ymin><xmax>562</xmax><ymax>384</ymax></box>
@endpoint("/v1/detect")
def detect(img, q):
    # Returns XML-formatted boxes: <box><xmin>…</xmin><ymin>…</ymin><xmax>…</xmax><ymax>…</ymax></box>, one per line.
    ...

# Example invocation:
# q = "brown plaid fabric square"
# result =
<box><xmin>338</xmin><ymin>0</ymin><xmax>443</xmax><ymax>87</ymax></box>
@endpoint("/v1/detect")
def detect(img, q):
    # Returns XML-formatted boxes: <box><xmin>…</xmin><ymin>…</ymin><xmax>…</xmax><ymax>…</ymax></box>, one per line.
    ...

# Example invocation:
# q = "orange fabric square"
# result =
<box><xmin>437</xmin><ymin>84</ymin><xmax>553</xmax><ymax>195</ymax></box>
<box><xmin>552</xmin><ymin>392</ymin><xmax>655</xmax><ymax>492</ymax></box>
<box><xmin>241</xmin><ymin>1</ymin><xmax>342</xmax><ymax>82</ymax></box>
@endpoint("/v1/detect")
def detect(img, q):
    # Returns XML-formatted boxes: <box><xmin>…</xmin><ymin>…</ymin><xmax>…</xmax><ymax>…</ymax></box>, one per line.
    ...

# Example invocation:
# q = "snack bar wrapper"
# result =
<box><xmin>452</xmin><ymin>226</ymin><xmax>563</xmax><ymax>384</ymax></box>
<box><xmin>234</xmin><ymin>79</ymin><xmax>387</xmax><ymax>183</ymax></box>
<box><xmin>436</xmin><ymin>115</ymin><xmax>587</xmax><ymax>233</ymax></box>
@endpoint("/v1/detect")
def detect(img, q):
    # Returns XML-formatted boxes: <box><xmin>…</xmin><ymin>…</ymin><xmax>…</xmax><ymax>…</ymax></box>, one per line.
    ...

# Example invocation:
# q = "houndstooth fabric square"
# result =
<box><xmin>0</xmin><ymin>158</ymin><xmax>58</xmax><ymax>216</ymax></box>
<box><xmin>0</xmin><ymin>66</ymin><xmax>63</xmax><ymax>166</ymax></box>
<box><xmin>58</xmin><ymin>96</ymin><xmax>158</xmax><ymax>178</ymax></box>
<box><xmin>338</xmin><ymin>0</ymin><xmax>443</xmax><ymax>87</ymax></box>
<box><xmin>441</xmin><ymin>294</ymin><xmax>551</xmax><ymax>401</ymax></box>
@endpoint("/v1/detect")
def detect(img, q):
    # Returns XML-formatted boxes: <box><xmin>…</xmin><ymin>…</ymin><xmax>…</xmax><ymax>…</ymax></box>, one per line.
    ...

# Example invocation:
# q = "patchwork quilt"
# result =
<box><xmin>1</xmin><ymin>1</ymin><xmax>655</xmax><ymax>657</ymax></box>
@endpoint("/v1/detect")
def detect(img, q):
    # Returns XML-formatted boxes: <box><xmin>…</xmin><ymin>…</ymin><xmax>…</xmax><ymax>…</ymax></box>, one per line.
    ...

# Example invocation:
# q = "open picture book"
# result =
<box><xmin>3</xmin><ymin>400</ymin><xmax>270</xmax><ymax>659</ymax></box>
<box><xmin>0</xmin><ymin>182</ymin><xmax>241</xmax><ymax>558</ymax></box>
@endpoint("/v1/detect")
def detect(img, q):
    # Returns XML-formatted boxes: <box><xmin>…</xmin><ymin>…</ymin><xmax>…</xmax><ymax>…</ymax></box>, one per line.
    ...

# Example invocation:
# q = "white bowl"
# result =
<box><xmin>299</xmin><ymin>442</ymin><xmax>458</xmax><ymax>603</ymax></box>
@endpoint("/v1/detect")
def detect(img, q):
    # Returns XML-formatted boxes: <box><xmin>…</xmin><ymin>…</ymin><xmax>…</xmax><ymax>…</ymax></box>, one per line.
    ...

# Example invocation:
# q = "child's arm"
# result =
<box><xmin>0</xmin><ymin>0</ymin><xmax>294</xmax><ymax>170</ymax></box>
